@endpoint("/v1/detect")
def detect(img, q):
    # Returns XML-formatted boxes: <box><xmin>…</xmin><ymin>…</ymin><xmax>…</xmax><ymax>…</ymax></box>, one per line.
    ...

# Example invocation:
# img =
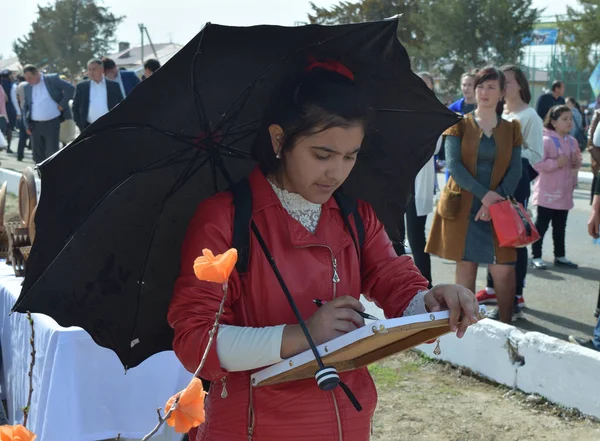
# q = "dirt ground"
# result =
<box><xmin>370</xmin><ymin>351</ymin><xmax>600</xmax><ymax>441</ymax></box>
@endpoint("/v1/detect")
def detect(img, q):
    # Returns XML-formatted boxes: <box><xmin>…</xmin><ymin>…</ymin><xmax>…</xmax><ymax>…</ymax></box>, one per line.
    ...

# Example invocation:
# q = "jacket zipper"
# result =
<box><xmin>220</xmin><ymin>376</ymin><xmax>228</xmax><ymax>398</ymax></box>
<box><xmin>332</xmin><ymin>255</ymin><xmax>339</xmax><ymax>299</ymax></box>
<box><xmin>242</xmin><ymin>245</ymin><xmax>339</xmax><ymax>440</ymax></box>
<box><xmin>331</xmin><ymin>390</ymin><xmax>343</xmax><ymax>441</ymax></box>
<box><xmin>295</xmin><ymin>243</ymin><xmax>342</xmax><ymax>439</ymax></box>
<box><xmin>247</xmin><ymin>377</ymin><xmax>255</xmax><ymax>441</ymax></box>
<box><xmin>294</xmin><ymin>244</ymin><xmax>339</xmax><ymax>299</ymax></box>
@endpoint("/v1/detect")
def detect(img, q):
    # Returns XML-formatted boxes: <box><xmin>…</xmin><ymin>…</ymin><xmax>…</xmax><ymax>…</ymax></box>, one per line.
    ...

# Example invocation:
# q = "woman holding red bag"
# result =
<box><xmin>531</xmin><ymin>105</ymin><xmax>582</xmax><ymax>270</ymax></box>
<box><xmin>426</xmin><ymin>66</ymin><xmax>523</xmax><ymax>324</ymax></box>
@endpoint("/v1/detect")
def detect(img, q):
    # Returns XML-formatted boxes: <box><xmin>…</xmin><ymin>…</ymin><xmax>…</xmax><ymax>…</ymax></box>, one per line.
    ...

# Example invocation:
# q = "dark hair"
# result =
<box><xmin>417</xmin><ymin>71</ymin><xmax>435</xmax><ymax>92</ymax></box>
<box><xmin>544</xmin><ymin>104</ymin><xmax>572</xmax><ymax>130</ymax></box>
<box><xmin>474</xmin><ymin>66</ymin><xmax>506</xmax><ymax>115</ymax></box>
<box><xmin>87</xmin><ymin>58</ymin><xmax>103</xmax><ymax>67</ymax></box>
<box><xmin>143</xmin><ymin>58</ymin><xmax>161</xmax><ymax>73</ymax></box>
<box><xmin>474</xmin><ymin>66</ymin><xmax>506</xmax><ymax>91</ymax></box>
<box><xmin>252</xmin><ymin>61</ymin><xmax>371</xmax><ymax>175</ymax></box>
<box><xmin>551</xmin><ymin>80</ymin><xmax>564</xmax><ymax>92</ymax></box>
<box><xmin>500</xmin><ymin>64</ymin><xmax>532</xmax><ymax>104</ymax></box>
<box><xmin>566</xmin><ymin>96</ymin><xmax>583</xmax><ymax>114</ymax></box>
<box><xmin>102</xmin><ymin>57</ymin><xmax>117</xmax><ymax>71</ymax></box>
<box><xmin>23</xmin><ymin>65</ymin><xmax>38</xmax><ymax>74</ymax></box>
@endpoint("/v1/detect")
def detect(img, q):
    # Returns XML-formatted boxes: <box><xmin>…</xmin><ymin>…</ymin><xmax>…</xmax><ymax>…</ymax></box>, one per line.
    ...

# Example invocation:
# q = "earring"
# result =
<box><xmin>275</xmin><ymin>150</ymin><xmax>281</xmax><ymax>159</ymax></box>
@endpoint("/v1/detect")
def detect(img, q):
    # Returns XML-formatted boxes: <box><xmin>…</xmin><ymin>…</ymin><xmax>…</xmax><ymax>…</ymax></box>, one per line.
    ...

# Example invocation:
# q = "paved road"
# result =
<box><xmin>0</xmin><ymin>140</ymin><xmax>36</xmax><ymax>172</ymax></box>
<box><xmin>427</xmin><ymin>172</ymin><xmax>599</xmax><ymax>344</ymax></box>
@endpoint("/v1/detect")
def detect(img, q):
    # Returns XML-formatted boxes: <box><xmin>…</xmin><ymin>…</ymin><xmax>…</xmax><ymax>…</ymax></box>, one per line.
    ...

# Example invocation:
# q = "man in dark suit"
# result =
<box><xmin>22</xmin><ymin>64</ymin><xmax>75</xmax><ymax>163</ymax></box>
<box><xmin>536</xmin><ymin>80</ymin><xmax>566</xmax><ymax>120</ymax></box>
<box><xmin>102</xmin><ymin>57</ymin><xmax>140</xmax><ymax>96</ymax></box>
<box><xmin>73</xmin><ymin>59</ymin><xmax>124</xmax><ymax>131</ymax></box>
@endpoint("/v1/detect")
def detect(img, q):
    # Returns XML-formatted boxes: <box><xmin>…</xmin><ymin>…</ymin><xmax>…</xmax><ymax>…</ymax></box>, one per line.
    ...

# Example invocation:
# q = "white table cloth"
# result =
<box><xmin>0</xmin><ymin>262</ymin><xmax>191</xmax><ymax>441</ymax></box>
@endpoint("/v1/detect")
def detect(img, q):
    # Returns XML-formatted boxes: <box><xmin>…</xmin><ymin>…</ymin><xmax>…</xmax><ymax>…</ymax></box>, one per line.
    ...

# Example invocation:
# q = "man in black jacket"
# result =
<box><xmin>73</xmin><ymin>59</ymin><xmax>124</xmax><ymax>131</ymax></box>
<box><xmin>535</xmin><ymin>80</ymin><xmax>565</xmax><ymax>121</ymax></box>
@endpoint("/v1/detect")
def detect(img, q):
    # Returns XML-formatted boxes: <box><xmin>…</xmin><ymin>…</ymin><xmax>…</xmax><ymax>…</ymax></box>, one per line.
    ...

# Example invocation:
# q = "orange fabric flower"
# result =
<box><xmin>193</xmin><ymin>248</ymin><xmax>238</xmax><ymax>284</ymax></box>
<box><xmin>0</xmin><ymin>425</ymin><xmax>36</xmax><ymax>441</ymax></box>
<box><xmin>165</xmin><ymin>377</ymin><xmax>207</xmax><ymax>433</ymax></box>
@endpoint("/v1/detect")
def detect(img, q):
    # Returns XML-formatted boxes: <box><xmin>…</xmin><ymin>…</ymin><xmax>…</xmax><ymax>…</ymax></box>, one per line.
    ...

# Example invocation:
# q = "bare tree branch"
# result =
<box><xmin>22</xmin><ymin>312</ymin><xmax>35</xmax><ymax>428</ymax></box>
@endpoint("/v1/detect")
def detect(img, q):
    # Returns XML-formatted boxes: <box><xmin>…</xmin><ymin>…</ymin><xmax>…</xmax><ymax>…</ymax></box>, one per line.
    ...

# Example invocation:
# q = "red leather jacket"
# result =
<box><xmin>168</xmin><ymin>168</ymin><xmax>428</xmax><ymax>441</ymax></box>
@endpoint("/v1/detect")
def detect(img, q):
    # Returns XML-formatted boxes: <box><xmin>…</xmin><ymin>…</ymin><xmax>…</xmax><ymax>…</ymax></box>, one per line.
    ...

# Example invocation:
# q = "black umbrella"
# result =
<box><xmin>13</xmin><ymin>19</ymin><xmax>459</xmax><ymax>373</ymax></box>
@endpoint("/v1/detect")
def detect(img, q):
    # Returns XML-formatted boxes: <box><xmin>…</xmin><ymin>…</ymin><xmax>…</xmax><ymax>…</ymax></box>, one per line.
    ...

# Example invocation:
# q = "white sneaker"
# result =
<box><xmin>532</xmin><ymin>258</ymin><xmax>547</xmax><ymax>270</ymax></box>
<box><xmin>404</xmin><ymin>245</ymin><xmax>412</xmax><ymax>255</ymax></box>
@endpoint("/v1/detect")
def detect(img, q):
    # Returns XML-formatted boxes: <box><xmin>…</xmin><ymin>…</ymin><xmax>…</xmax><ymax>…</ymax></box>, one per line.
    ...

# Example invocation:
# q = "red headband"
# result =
<box><xmin>306</xmin><ymin>57</ymin><xmax>354</xmax><ymax>81</ymax></box>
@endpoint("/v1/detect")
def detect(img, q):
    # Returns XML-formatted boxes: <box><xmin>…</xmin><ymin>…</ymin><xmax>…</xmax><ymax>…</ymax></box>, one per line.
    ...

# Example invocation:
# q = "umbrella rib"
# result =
<box><xmin>16</xmin><ymin>149</ymin><xmax>206</xmax><ymax>312</ymax></box>
<box><xmin>191</xmin><ymin>26</ymin><xmax>211</xmax><ymax>134</ymax></box>
<box><xmin>374</xmin><ymin>108</ymin><xmax>463</xmax><ymax>116</ymax></box>
<box><xmin>127</xmin><ymin>153</ymin><xmax>209</xmax><ymax>364</ymax></box>
<box><xmin>220</xmin><ymin>119</ymin><xmax>260</xmax><ymax>134</ymax></box>
<box><xmin>69</xmin><ymin>123</ymin><xmax>206</xmax><ymax>152</ymax></box>
<box><xmin>217</xmin><ymin>145</ymin><xmax>253</xmax><ymax>159</ymax></box>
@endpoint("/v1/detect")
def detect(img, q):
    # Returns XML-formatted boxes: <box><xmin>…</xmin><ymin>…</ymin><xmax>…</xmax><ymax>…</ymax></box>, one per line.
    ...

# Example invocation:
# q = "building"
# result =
<box><xmin>106</xmin><ymin>41</ymin><xmax>183</xmax><ymax>76</ymax></box>
<box><xmin>0</xmin><ymin>57</ymin><xmax>22</xmax><ymax>73</ymax></box>
<box><xmin>522</xmin><ymin>66</ymin><xmax>550</xmax><ymax>105</ymax></box>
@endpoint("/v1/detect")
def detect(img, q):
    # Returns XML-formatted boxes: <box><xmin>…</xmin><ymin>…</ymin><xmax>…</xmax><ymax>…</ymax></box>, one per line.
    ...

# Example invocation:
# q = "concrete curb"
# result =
<box><xmin>416</xmin><ymin>320</ymin><xmax>600</xmax><ymax>419</ymax></box>
<box><xmin>361</xmin><ymin>299</ymin><xmax>600</xmax><ymax>420</ymax></box>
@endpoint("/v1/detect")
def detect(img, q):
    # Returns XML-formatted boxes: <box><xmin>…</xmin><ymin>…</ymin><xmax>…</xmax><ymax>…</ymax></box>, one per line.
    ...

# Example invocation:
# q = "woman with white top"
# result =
<box><xmin>476</xmin><ymin>65</ymin><xmax>544</xmax><ymax>319</ymax></box>
<box><xmin>405</xmin><ymin>72</ymin><xmax>441</xmax><ymax>288</ymax></box>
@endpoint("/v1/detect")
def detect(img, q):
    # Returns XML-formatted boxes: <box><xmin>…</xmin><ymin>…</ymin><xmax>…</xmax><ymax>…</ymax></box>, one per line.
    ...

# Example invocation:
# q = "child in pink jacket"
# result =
<box><xmin>531</xmin><ymin>105</ymin><xmax>582</xmax><ymax>269</ymax></box>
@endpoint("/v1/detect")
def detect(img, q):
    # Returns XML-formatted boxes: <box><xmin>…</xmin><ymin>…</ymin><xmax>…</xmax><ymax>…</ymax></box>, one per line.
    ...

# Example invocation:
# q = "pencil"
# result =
<box><xmin>312</xmin><ymin>299</ymin><xmax>381</xmax><ymax>321</ymax></box>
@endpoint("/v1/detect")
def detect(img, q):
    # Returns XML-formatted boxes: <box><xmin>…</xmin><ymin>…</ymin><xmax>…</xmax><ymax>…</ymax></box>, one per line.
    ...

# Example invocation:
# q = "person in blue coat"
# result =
<box><xmin>442</xmin><ymin>72</ymin><xmax>477</xmax><ymax>181</ymax></box>
<box><xmin>448</xmin><ymin>72</ymin><xmax>477</xmax><ymax>115</ymax></box>
<box><xmin>102</xmin><ymin>57</ymin><xmax>140</xmax><ymax>97</ymax></box>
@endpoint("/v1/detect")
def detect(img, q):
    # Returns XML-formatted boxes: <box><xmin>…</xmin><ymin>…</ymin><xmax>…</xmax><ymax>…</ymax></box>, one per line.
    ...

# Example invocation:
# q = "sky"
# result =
<box><xmin>3</xmin><ymin>0</ymin><xmax>580</xmax><ymax>60</ymax></box>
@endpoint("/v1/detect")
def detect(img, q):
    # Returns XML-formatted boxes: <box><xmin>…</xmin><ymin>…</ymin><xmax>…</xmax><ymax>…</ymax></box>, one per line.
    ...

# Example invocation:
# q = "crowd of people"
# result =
<box><xmin>2</xmin><ymin>56</ymin><xmax>599</xmax><ymax>339</ymax></box>
<box><xmin>0</xmin><ymin>56</ymin><xmax>162</xmax><ymax>164</ymax></box>
<box><xmin>1</xmin><ymin>42</ymin><xmax>600</xmax><ymax>438</ymax></box>
<box><xmin>392</xmin><ymin>66</ymin><xmax>600</xmax><ymax>349</ymax></box>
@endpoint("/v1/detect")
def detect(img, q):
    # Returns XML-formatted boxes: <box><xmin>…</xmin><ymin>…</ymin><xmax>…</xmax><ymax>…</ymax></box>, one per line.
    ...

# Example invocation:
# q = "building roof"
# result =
<box><xmin>106</xmin><ymin>43</ymin><xmax>183</xmax><ymax>71</ymax></box>
<box><xmin>0</xmin><ymin>57</ymin><xmax>22</xmax><ymax>73</ymax></box>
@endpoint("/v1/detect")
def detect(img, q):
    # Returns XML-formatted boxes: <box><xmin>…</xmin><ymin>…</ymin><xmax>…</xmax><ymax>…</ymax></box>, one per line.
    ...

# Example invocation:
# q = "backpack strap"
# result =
<box><xmin>231</xmin><ymin>178</ymin><xmax>252</xmax><ymax>274</ymax></box>
<box><xmin>333</xmin><ymin>191</ymin><xmax>365</xmax><ymax>260</ymax></box>
<box><xmin>232</xmin><ymin>179</ymin><xmax>365</xmax><ymax>272</ymax></box>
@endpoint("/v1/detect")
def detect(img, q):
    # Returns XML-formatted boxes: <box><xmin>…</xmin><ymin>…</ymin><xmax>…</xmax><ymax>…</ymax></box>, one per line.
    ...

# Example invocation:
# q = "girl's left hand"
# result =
<box><xmin>423</xmin><ymin>284</ymin><xmax>480</xmax><ymax>339</ymax></box>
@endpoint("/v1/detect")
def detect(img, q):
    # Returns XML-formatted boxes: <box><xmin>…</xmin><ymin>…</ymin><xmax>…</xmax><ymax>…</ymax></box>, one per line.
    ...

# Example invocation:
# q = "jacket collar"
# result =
<box><xmin>247</xmin><ymin>168</ymin><xmax>352</xmax><ymax>252</ymax></box>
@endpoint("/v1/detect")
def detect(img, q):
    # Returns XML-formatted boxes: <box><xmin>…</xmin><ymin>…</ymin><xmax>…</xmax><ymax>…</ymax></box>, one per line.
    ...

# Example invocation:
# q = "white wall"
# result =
<box><xmin>362</xmin><ymin>297</ymin><xmax>600</xmax><ymax>419</ymax></box>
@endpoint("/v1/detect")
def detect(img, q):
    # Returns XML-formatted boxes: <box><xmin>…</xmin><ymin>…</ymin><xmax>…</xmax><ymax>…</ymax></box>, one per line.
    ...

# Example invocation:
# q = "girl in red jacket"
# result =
<box><xmin>168</xmin><ymin>61</ymin><xmax>479</xmax><ymax>441</ymax></box>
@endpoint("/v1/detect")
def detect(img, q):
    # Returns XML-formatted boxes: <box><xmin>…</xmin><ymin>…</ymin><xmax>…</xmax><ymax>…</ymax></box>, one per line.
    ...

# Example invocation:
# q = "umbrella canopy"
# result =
<box><xmin>13</xmin><ymin>18</ymin><xmax>459</xmax><ymax>369</ymax></box>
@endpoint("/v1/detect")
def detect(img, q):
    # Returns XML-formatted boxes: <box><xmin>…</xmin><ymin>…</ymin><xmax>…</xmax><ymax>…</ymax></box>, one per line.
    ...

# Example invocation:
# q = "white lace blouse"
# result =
<box><xmin>215</xmin><ymin>181</ymin><xmax>428</xmax><ymax>371</ymax></box>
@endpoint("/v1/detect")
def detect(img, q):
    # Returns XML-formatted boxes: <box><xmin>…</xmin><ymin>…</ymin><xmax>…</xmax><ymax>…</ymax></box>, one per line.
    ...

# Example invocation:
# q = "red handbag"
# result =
<box><xmin>489</xmin><ymin>197</ymin><xmax>540</xmax><ymax>248</ymax></box>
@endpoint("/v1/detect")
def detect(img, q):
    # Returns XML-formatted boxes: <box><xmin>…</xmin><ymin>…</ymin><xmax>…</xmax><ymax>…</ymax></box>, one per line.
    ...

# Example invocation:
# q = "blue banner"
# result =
<box><xmin>590</xmin><ymin>61</ymin><xmax>600</xmax><ymax>98</ymax></box>
<box><xmin>522</xmin><ymin>29</ymin><xmax>558</xmax><ymax>46</ymax></box>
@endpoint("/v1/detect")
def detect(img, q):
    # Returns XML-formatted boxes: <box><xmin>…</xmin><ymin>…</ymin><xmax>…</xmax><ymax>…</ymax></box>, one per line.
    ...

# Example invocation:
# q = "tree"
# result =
<box><xmin>13</xmin><ymin>0</ymin><xmax>123</xmax><ymax>78</ymax></box>
<box><xmin>306</xmin><ymin>0</ymin><xmax>539</xmax><ymax>95</ymax></box>
<box><xmin>308</xmin><ymin>0</ymin><xmax>434</xmax><ymax>69</ymax></box>
<box><xmin>561</xmin><ymin>0</ymin><xmax>600</xmax><ymax>70</ymax></box>
<box><xmin>427</xmin><ymin>0</ymin><xmax>539</xmax><ymax>91</ymax></box>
